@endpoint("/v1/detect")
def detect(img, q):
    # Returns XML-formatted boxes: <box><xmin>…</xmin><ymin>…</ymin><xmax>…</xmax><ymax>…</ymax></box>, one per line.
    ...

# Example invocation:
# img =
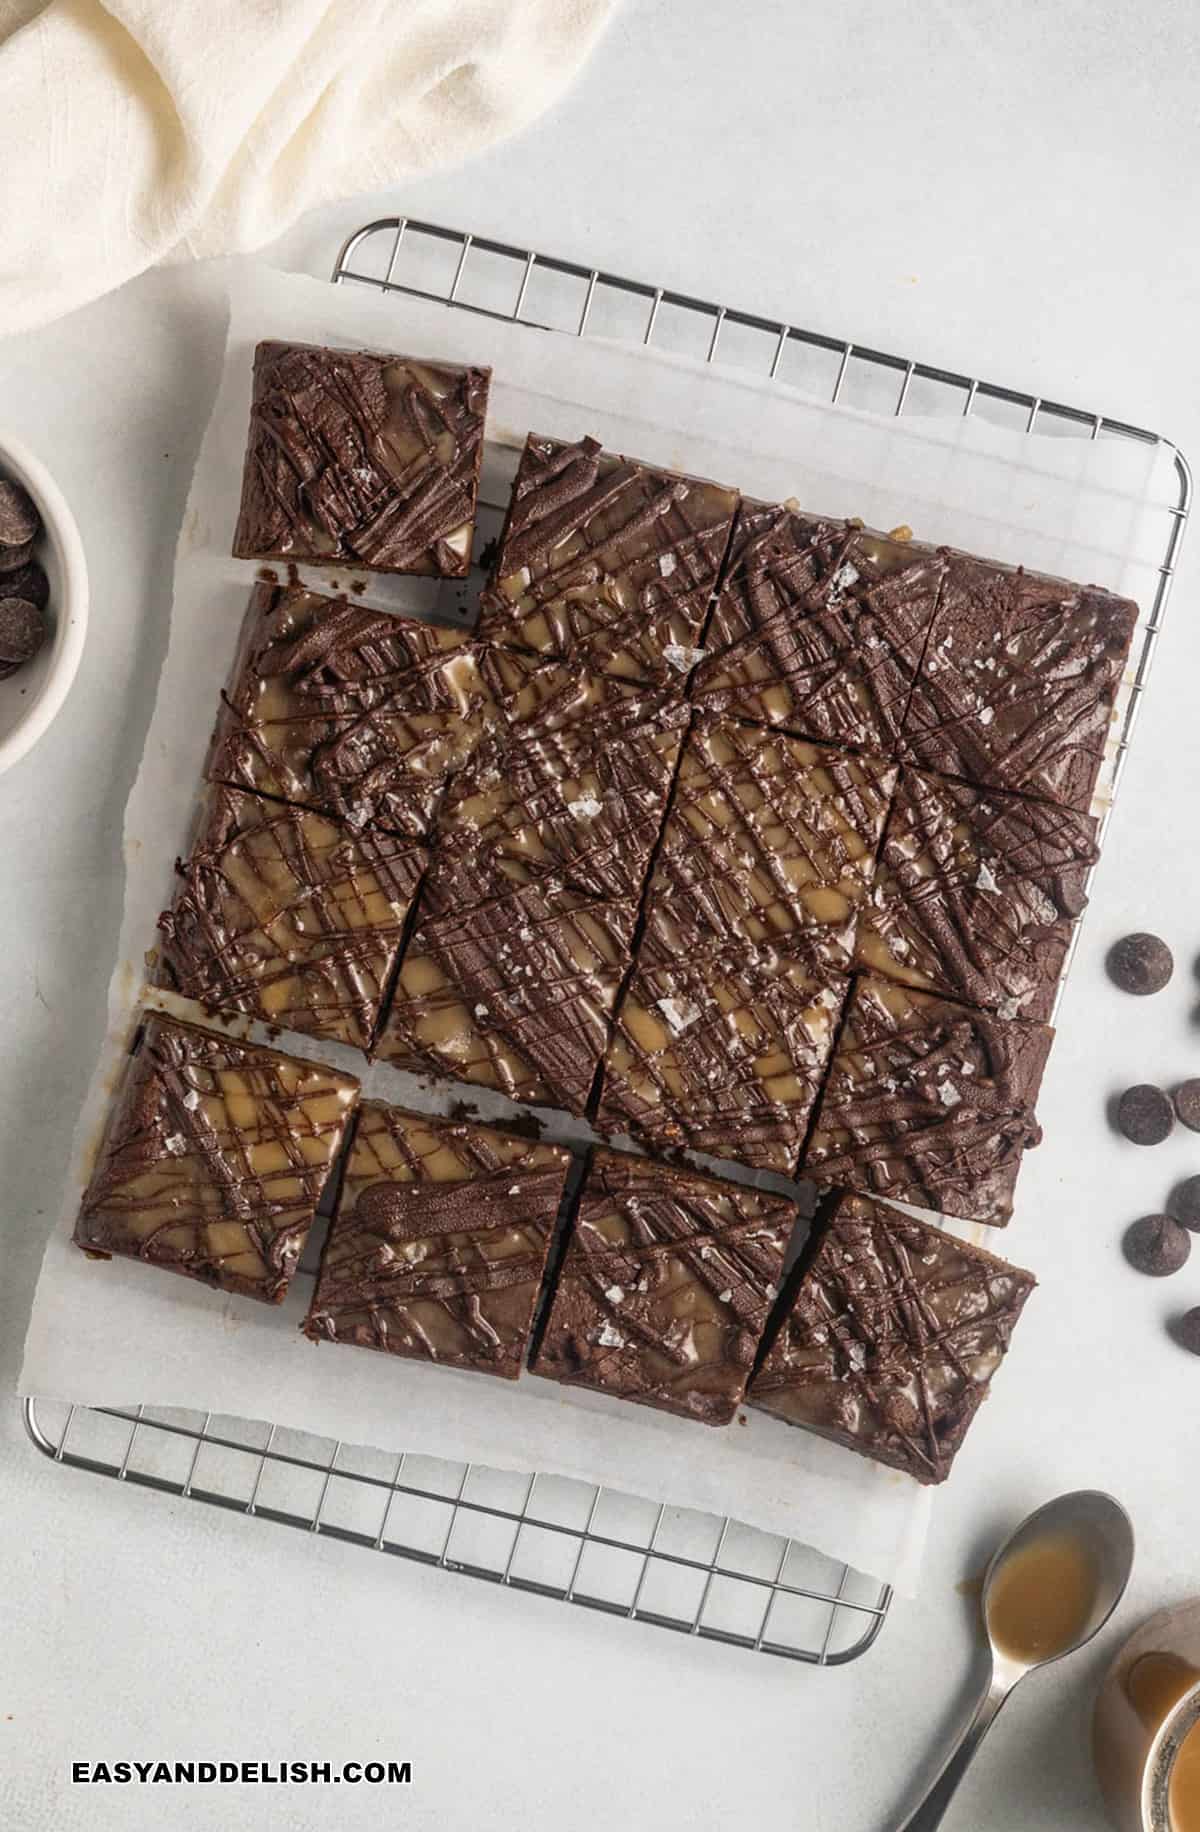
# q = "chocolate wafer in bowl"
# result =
<box><xmin>0</xmin><ymin>431</ymin><xmax>88</xmax><ymax>776</ymax></box>
<box><xmin>0</xmin><ymin>471</ymin><xmax>50</xmax><ymax>679</ymax></box>
<box><xmin>0</xmin><ymin>596</ymin><xmax>47</xmax><ymax>682</ymax></box>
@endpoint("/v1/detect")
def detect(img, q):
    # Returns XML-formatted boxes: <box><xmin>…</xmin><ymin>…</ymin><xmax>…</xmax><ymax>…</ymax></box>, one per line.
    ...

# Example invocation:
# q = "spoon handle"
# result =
<box><xmin>894</xmin><ymin>1664</ymin><xmax>1015</xmax><ymax>1832</ymax></box>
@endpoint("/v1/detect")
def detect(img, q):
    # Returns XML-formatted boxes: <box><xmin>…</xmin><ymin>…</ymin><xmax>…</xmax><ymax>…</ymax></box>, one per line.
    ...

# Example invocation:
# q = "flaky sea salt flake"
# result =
<box><xmin>656</xmin><ymin>995</ymin><xmax>701</xmax><ymax>1036</ymax></box>
<box><xmin>662</xmin><ymin>643</ymin><xmax>705</xmax><ymax>673</ymax></box>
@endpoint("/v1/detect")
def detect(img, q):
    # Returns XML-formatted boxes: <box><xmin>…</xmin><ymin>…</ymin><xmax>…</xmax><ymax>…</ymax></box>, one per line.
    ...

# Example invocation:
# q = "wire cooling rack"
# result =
<box><xmin>24</xmin><ymin>215</ymin><xmax>1192</xmax><ymax>1669</ymax></box>
<box><xmin>24</xmin><ymin>1396</ymin><xmax>887</xmax><ymax>1663</ymax></box>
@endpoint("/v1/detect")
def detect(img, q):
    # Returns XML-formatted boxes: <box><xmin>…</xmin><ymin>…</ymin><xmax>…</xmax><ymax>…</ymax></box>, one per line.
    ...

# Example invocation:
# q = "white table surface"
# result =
<box><xmin>3</xmin><ymin>3</ymin><xmax>1200</xmax><ymax>1826</ymax></box>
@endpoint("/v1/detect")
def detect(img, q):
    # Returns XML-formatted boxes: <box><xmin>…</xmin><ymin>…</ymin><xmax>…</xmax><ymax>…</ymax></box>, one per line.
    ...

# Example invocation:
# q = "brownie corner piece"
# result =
<box><xmin>693</xmin><ymin>505</ymin><xmax>946</xmax><ymax>751</ymax></box>
<box><xmin>803</xmin><ymin>974</ymin><xmax>1053</xmax><ymax>1226</ymax></box>
<box><xmin>748</xmin><ymin>1191</ymin><xmax>1035</xmax><ymax>1483</ymax></box>
<box><xmin>73</xmin><ymin>1012</ymin><xmax>358</xmax><ymax>1303</ymax></box>
<box><xmin>477</xmin><ymin>433</ymin><xmax>738</xmax><ymax>683</ymax></box>
<box><xmin>855</xmin><ymin>768</ymin><xmax>1099</xmax><ymax>1022</ymax></box>
<box><xmin>155</xmin><ymin>783</ymin><xmax>426</xmax><ymax>1052</ymax></box>
<box><xmin>533</xmin><ymin>1148</ymin><xmax>795</xmax><ymax>1425</ymax></box>
<box><xmin>232</xmin><ymin>339</ymin><xmax>489</xmax><ymax>578</ymax></box>
<box><xmin>902</xmin><ymin>553</ymin><xmax>1139</xmax><ymax>811</ymax></box>
<box><xmin>303</xmin><ymin>1101</ymin><xmax>572</xmax><ymax>1378</ymax></box>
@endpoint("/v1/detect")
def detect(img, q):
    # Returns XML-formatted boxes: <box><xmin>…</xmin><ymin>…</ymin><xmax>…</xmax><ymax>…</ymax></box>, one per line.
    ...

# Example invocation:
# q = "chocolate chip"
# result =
<box><xmin>0</xmin><ymin>477</ymin><xmax>40</xmax><ymax>549</ymax></box>
<box><xmin>1117</xmin><ymin>1083</ymin><xmax>1175</xmax><ymax>1145</ymax></box>
<box><xmin>1172</xmin><ymin>1176</ymin><xmax>1200</xmax><ymax>1231</ymax></box>
<box><xmin>0</xmin><ymin>560</ymin><xmax>48</xmax><ymax>610</ymax></box>
<box><xmin>1175</xmin><ymin>1081</ymin><xmax>1200</xmax><ymax>1132</ymax></box>
<box><xmin>1175</xmin><ymin>1309</ymin><xmax>1200</xmax><ymax>1356</ymax></box>
<box><xmin>0</xmin><ymin>596</ymin><xmax>47</xmax><ymax>680</ymax></box>
<box><xmin>0</xmin><ymin>537</ymin><xmax>35</xmax><ymax>575</ymax></box>
<box><xmin>1124</xmin><ymin>1214</ymin><xmax>1191</xmax><ymax>1276</ymax></box>
<box><xmin>1107</xmin><ymin>932</ymin><xmax>1173</xmax><ymax>995</ymax></box>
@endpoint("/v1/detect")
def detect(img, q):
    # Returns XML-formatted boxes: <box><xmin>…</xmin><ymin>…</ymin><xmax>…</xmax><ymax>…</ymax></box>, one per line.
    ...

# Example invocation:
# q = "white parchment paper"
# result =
<box><xmin>19</xmin><ymin>263</ymin><xmax>1179</xmax><ymax>1596</ymax></box>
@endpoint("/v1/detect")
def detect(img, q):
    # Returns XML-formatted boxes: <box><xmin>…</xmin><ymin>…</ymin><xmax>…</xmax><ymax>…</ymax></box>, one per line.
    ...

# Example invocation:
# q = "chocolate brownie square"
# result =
<box><xmin>74</xmin><ymin>1014</ymin><xmax>358</xmax><ymax>1302</ymax></box>
<box><xmin>304</xmin><ymin>1101</ymin><xmax>572</xmax><ymax>1378</ymax></box>
<box><xmin>534</xmin><ymin>1148</ymin><xmax>794</xmax><ymax>1425</ymax></box>
<box><xmin>855</xmin><ymin>768</ymin><xmax>1098</xmax><ymax>1022</ymax></box>
<box><xmin>378</xmin><ymin>852</ymin><xmax>637</xmax><ymax>1113</ymax></box>
<box><xmin>232</xmin><ymin>340</ymin><xmax>488</xmax><ymax>576</ymax></box>
<box><xmin>803</xmin><ymin>974</ymin><xmax>1053</xmax><ymax>1225</ymax></box>
<box><xmin>641</xmin><ymin>716</ymin><xmax>895</xmax><ymax>973</ymax></box>
<box><xmin>207</xmin><ymin>583</ymin><xmax>494</xmax><ymax>839</ymax></box>
<box><xmin>596</xmin><ymin>942</ymin><xmax>847</xmax><ymax>1175</ymax></box>
<box><xmin>901</xmin><ymin>555</ymin><xmax>1138</xmax><ymax>811</ymax></box>
<box><xmin>748</xmin><ymin>1191</ymin><xmax>1035</xmax><ymax>1483</ymax></box>
<box><xmin>692</xmin><ymin>505</ymin><xmax>946</xmax><ymax>750</ymax></box>
<box><xmin>156</xmin><ymin>785</ymin><xmax>425</xmax><ymax>1052</ymax></box>
<box><xmin>436</xmin><ymin>645</ymin><xmax>688</xmax><ymax>902</ymax></box>
<box><xmin>477</xmin><ymin>433</ymin><xmax>738</xmax><ymax>684</ymax></box>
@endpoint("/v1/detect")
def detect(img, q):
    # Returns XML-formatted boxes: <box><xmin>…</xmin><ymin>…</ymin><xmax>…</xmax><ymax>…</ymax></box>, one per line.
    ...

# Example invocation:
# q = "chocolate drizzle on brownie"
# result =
<box><xmin>232</xmin><ymin>341</ymin><xmax>489</xmax><ymax>577</ymax></box>
<box><xmin>748</xmin><ymin>1191</ymin><xmax>1036</xmax><ymax>1483</ymax></box>
<box><xmin>856</xmin><ymin>769</ymin><xmax>1098</xmax><ymax>1021</ymax></box>
<box><xmin>534</xmin><ymin>1149</ymin><xmax>795</xmax><ymax>1424</ymax></box>
<box><xmin>477</xmin><ymin>433</ymin><xmax>738</xmax><ymax>684</ymax></box>
<box><xmin>642</xmin><ymin>716</ymin><xmax>895</xmax><ymax>972</ymax></box>
<box><xmin>692</xmin><ymin>506</ymin><xmax>946</xmax><ymax>749</ymax></box>
<box><xmin>207</xmin><ymin>583</ymin><xmax>493</xmax><ymax>839</ymax></box>
<box><xmin>74</xmin><ymin>1014</ymin><xmax>358</xmax><ymax>1302</ymax></box>
<box><xmin>380</xmin><ymin>854</ymin><xmax>637</xmax><ymax>1111</ymax></box>
<box><xmin>439</xmin><ymin>646</ymin><xmax>688</xmax><ymax>902</ymax></box>
<box><xmin>597</xmin><ymin>942</ymin><xmax>847</xmax><ymax>1174</ymax></box>
<box><xmin>902</xmin><ymin>556</ymin><xmax>1138</xmax><ymax>811</ymax></box>
<box><xmin>804</xmin><ymin>975</ymin><xmax>1053</xmax><ymax>1225</ymax></box>
<box><xmin>304</xmin><ymin>1102</ymin><xmax>572</xmax><ymax>1377</ymax></box>
<box><xmin>155</xmin><ymin>784</ymin><xmax>426</xmax><ymax>1051</ymax></box>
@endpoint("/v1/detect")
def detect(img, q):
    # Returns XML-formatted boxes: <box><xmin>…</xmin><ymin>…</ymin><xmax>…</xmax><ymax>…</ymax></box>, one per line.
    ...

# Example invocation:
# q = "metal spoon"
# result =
<box><xmin>895</xmin><ymin>1490</ymin><xmax>1135</xmax><ymax>1832</ymax></box>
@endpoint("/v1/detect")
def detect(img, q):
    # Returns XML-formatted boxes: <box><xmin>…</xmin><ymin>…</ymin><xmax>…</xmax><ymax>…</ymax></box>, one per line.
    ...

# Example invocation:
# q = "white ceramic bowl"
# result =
<box><xmin>0</xmin><ymin>430</ymin><xmax>88</xmax><ymax>776</ymax></box>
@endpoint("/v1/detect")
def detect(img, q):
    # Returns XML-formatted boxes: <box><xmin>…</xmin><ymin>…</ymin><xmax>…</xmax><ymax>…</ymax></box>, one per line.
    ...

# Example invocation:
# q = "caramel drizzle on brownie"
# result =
<box><xmin>479</xmin><ymin>435</ymin><xmax>736</xmax><ymax>680</ymax></box>
<box><xmin>236</xmin><ymin>343</ymin><xmax>485</xmax><ymax>573</ymax></box>
<box><xmin>751</xmin><ymin>1198</ymin><xmax>1035</xmax><ymax>1483</ymax></box>
<box><xmin>863</xmin><ymin>770</ymin><xmax>1098</xmax><ymax>1018</ymax></box>
<box><xmin>693</xmin><ymin>508</ymin><xmax>946</xmax><ymax>747</ymax></box>
<box><xmin>382</xmin><ymin>859</ymin><xmax>637</xmax><ymax>1111</ymax></box>
<box><xmin>537</xmin><ymin>1154</ymin><xmax>792</xmax><ymax>1420</ymax></box>
<box><xmin>440</xmin><ymin>665</ymin><xmax>687</xmax><ymax>903</ymax></box>
<box><xmin>598</xmin><ymin>943</ymin><xmax>845</xmax><ymax>1173</ymax></box>
<box><xmin>79</xmin><ymin>1017</ymin><xmax>354</xmax><ymax>1300</ymax></box>
<box><xmin>644</xmin><ymin>717</ymin><xmax>894</xmax><ymax>969</ymax></box>
<box><xmin>212</xmin><ymin>592</ymin><xmax>488</xmax><ymax>838</ymax></box>
<box><xmin>805</xmin><ymin>977</ymin><xmax>1052</xmax><ymax>1223</ymax></box>
<box><xmin>306</xmin><ymin>1111</ymin><xmax>569</xmax><ymax>1368</ymax></box>
<box><xmin>157</xmin><ymin>786</ymin><xmax>424</xmax><ymax>1049</ymax></box>
<box><xmin>902</xmin><ymin>560</ymin><xmax>1137</xmax><ymax>809</ymax></box>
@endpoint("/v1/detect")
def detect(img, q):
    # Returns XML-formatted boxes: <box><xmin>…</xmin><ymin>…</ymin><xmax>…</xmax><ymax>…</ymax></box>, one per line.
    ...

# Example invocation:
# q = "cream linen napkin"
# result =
<box><xmin>0</xmin><ymin>0</ymin><xmax>618</xmax><ymax>336</ymax></box>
